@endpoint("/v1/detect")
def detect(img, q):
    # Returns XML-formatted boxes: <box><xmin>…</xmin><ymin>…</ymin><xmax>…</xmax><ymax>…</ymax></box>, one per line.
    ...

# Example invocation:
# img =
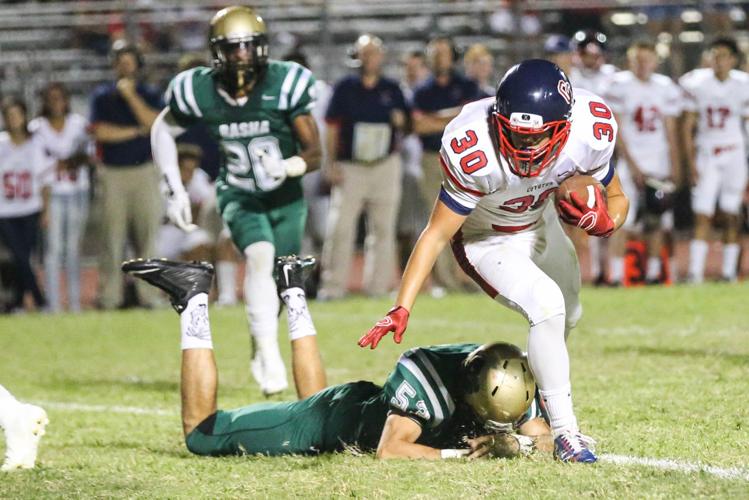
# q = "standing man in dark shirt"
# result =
<box><xmin>412</xmin><ymin>36</ymin><xmax>481</xmax><ymax>294</ymax></box>
<box><xmin>319</xmin><ymin>34</ymin><xmax>410</xmax><ymax>299</ymax></box>
<box><xmin>90</xmin><ymin>40</ymin><xmax>164</xmax><ymax>309</ymax></box>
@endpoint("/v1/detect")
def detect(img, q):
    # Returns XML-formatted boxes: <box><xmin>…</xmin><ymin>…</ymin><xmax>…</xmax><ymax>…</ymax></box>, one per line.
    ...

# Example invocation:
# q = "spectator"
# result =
<box><xmin>0</xmin><ymin>97</ymin><xmax>53</xmax><ymax>313</ymax></box>
<box><xmin>463</xmin><ymin>43</ymin><xmax>495</xmax><ymax>97</ymax></box>
<box><xmin>155</xmin><ymin>144</ymin><xmax>213</xmax><ymax>262</ymax></box>
<box><xmin>397</xmin><ymin>51</ymin><xmax>430</xmax><ymax>270</ymax></box>
<box><xmin>412</xmin><ymin>36</ymin><xmax>482</xmax><ymax>294</ymax></box>
<box><xmin>90</xmin><ymin>40</ymin><xmax>163</xmax><ymax>309</ymax></box>
<box><xmin>544</xmin><ymin>34</ymin><xmax>574</xmax><ymax>75</ymax></box>
<box><xmin>319</xmin><ymin>34</ymin><xmax>410</xmax><ymax>299</ymax></box>
<box><xmin>29</xmin><ymin>83</ymin><xmax>93</xmax><ymax>313</ymax></box>
<box><xmin>401</xmin><ymin>51</ymin><xmax>430</xmax><ymax>102</ymax></box>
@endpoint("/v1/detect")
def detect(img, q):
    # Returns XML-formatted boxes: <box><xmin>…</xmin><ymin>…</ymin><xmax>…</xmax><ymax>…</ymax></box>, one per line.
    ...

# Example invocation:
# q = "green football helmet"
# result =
<box><xmin>209</xmin><ymin>6</ymin><xmax>269</xmax><ymax>94</ymax></box>
<box><xmin>463</xmin><ymin>342</ymin><xmax>536</xmax><ymax>432</ymax></box>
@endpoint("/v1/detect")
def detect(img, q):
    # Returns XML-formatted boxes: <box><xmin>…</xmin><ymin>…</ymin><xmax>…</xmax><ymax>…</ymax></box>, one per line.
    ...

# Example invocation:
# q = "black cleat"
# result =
<box><xmin>274</xmin><ymin>255</ymin><xmax>316</xmax><ymax>293</ymax></box>
<box><xmin>121</xmin><ymin>259</ymin><xmax>214</xmax><ymax>313</ymax></box>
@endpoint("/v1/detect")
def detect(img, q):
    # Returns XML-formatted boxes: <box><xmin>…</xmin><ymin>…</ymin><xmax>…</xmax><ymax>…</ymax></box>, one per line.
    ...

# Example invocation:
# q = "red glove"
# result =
<box><xmin>558</xmin><ymin>188</ymin><xmax>615</xmax><ymax>237</ymax></box>
<box><xmin>358</xmin><ymin>306</ymin><xmax>410</xmax><ymax>349</ymax></box>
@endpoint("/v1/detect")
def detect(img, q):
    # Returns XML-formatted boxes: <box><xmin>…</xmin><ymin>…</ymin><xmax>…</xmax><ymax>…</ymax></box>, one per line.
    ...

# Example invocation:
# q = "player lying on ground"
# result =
<box><xmin>122</xmin><ymin>257</ymin><xmax>557</xmax><ymax>459</ymax></box>
<box><xmin>0</xmin><ymin>385</ymin><xmax>48</xmax><ymax>471</ymax></box>
<box><xmin>361</xmin><ymin>59</ymin><xmax>629</xmax><ymax>463</ymax></box>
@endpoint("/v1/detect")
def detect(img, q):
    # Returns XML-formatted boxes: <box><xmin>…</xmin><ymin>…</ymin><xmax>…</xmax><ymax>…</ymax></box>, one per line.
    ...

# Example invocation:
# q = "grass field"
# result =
<box><xmin>1</xmin><ymin>283</ymin><xmax>748</xmax><ymax>498</ymax></box>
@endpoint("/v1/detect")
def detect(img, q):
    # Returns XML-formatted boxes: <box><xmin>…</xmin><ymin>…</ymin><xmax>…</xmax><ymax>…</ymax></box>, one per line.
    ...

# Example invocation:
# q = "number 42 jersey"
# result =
<box><xmin>438</xmin><ymin>89</ymin><xmax>617</xmax><ymax>241</ymax></box>
<box><xmin>166</xmin><ymin>61</ymin><xmax>316</xmax><ymax>202</ymax></box>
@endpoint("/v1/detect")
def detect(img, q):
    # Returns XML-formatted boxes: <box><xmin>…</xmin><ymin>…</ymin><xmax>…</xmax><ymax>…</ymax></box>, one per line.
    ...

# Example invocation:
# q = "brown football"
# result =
<box><xmin>555</xmin><ymin>175</ymin><xmax>606</xmax><ymax>215</ymax></box>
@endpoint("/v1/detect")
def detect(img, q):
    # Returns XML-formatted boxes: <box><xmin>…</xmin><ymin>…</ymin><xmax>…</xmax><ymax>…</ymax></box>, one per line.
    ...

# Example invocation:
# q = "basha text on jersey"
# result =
<box><xmin>219</xmin><ymin>120</ymin><xmax>271</xmax><ymax>139</ymax></box>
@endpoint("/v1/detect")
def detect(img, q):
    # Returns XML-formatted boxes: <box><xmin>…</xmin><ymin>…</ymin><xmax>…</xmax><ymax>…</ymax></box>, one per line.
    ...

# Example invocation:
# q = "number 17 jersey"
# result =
<box><xmin>438</xmin><ymin>89</ymin><xmax>617</xmax><ymax>241</ymax></box>
<box><xmin>166</xmin><ymin>61</ymin><xmax>316</xmax><ymax>202</ymax></box>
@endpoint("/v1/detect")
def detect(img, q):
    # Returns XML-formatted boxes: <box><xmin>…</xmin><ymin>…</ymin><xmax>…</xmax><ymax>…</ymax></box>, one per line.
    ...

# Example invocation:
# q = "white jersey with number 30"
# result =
<box><xmin>438</xmin><ymin>89</ymin><xmax>617</xmax><ymax>241</ymax></box>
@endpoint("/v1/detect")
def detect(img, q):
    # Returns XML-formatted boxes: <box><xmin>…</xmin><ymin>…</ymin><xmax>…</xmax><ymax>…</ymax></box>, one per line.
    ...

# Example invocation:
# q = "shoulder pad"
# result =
<box><xmin>166</xmin><ymin>67</ymin><xmax>212</xmax><ymax>120</ymax></box>
<box><xmin>565</xmin><ymin>89</ymin><xmax>617</xmax><ymax>172</ymax></box>
<box><xmin>440</xmin><ymin>98</ymin><xmax>499</xmax><ymax>194</ymax></box>
<box><xmin>385</xmin><ymin>348</ymin><xmax>457</xmax><ymax>428</ymax></box>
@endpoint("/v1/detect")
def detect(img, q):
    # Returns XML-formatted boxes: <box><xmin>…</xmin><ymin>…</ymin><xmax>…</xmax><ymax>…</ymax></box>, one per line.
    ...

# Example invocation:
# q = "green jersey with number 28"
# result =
<box><xmin>166</xmin><ymin>60</ymin><xmax>316</xmax><ymax>201</ymax></box>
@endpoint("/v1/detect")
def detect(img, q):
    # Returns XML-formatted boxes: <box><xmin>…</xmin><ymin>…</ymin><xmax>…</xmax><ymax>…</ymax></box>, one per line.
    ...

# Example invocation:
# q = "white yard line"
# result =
<box><xmin>600</xmin><ymin>454</ymin><xmax>749</xmax><ymax>482</ymax></box>
<box><xmin>33</xmin><ymin>400</ymin><xmax>749</xmax><ymax>481</ymax></box>
<box><xmin>33</xmin><ymin>400</ymin><xmax>176</xmax><ymax>416</ymax></box>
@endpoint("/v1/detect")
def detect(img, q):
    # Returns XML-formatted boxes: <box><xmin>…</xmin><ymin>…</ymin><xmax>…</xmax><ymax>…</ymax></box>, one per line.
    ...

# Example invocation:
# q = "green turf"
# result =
<box><xmin>1</xmin><ymin>284</ymin><xmax>748</xmax><ymax>498</ymax></box>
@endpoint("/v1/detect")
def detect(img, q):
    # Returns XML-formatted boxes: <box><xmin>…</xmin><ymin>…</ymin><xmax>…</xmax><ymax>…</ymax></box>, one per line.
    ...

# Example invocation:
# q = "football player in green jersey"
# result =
<box><xmin>122</xmin><ymin>256</ymin><xmax>557</xmax><ymax>459</ymax></box>
<box><xmin>151</xmin><ymin>6</ymin><xmax>322</xmax><ymax>397</ymax></box>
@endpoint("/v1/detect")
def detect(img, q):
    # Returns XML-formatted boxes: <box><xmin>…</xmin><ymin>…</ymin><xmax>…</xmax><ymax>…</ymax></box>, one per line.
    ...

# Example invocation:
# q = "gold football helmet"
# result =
<box><xmin>463</xmin><ymin>342</ymin><xmax>536</xmax><ymax>432</ymax></box>
<box><xmin>209</xmin><ymin>6</ymin><xmax>269</xmax><ymax>93</ymax></box>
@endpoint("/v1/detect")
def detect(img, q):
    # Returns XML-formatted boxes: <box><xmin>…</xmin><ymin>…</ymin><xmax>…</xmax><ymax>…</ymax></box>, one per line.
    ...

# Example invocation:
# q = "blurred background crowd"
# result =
<box><xmin>1</xmin><ymin>0</ymin><xmax>748</xmax><ymax>313</ymax></box>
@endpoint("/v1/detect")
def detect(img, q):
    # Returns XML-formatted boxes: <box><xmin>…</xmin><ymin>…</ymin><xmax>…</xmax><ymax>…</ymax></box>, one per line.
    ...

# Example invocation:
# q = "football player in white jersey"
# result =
<box><xmin>603</xmin><ymin>40</ymin><xmax>682</xmax><ymax>284</ymax></box>
<box><xmin>568</xmin><ymin>31</ymin><xmax>617</xmax><ymax>97</ymax></box>
<box><xmin>680</xmin><ymin>37</ymin><xmax>749</xmax><ymax>283</ymax></box>
<box><xmin>360</xmin><ymin>60</ymin><xmax>629</xmax><ymax>463</ymax></box>
<box><xmin>568</xmin><ymin>31</ymin><xmax>618</xmax><ymax>284</ymax></box>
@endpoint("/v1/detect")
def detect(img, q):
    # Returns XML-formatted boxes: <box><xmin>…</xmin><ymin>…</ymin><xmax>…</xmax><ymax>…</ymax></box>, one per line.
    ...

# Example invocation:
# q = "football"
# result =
<box><xmin>555</xmin><ymin>175</ymin><xmax>606</xmax><ymax>215</ymax></box>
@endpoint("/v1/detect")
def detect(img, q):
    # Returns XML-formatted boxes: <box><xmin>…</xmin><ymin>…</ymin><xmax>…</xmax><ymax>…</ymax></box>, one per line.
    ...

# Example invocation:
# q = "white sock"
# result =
<box><xmin>243</xmin><ymin>242</ymin><xmax>281</xmax><ymax>355</ymax></box>
<box><xmin>722</xmin><ymin>243</ymin><xmax>740</xmax><ymax>280</ymax></box>
<box><xmin>527</xmin><ymin>315</ymin><xmax>577</xmax><ymax>435</ymax></box>
<box><xmin>180</xmin><ymin>293</ymin><xmax>213</xmax><ymax>350</ymax></box>
<box><xmin>0</xmin><ymin>384</ymin><xmax>21</xmax><ymax>429</ymax></box>
<box><xmin>646</xmin><ymin>256</ymin><xmax>661</xmax><ymax>281</ymax></box>
<box><xmin>610</xmin><ymin>257</ymin><xmax>625</xmax><ymax>284</ymax></box>
<box><xmin>280</xmin><ymin>287</ymin><xmax>317</xmax><ymax>341</ymax></box>
<box><xmin>540</xmin><ymin>384</ymin><xmax>578</xmax><ymax>436</ymax></box>
<box><xmin>689</xmin><ymin>240</ymin><xmax>708</xmax><ymax>282</ymax></box>
<box><xmin>216</xmin><ymin>260</ymin><xmax>237</xmax><ymax>303</ymax></box>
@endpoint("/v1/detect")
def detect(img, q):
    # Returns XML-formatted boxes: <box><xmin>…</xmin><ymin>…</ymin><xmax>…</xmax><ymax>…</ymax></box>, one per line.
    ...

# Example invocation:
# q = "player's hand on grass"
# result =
<box><xmin>465</xmin><ymin>435</ymin><xmax>495</xmax><ymax>459</ymax></box>
<box><xmin>166</xmin><ymin>189</ymin><xmax>197</xmax><ymax>232</ymax></box>
<box><xmin>358</xmin><ymin>306</ymin><xmax>409</xmax><ymax>349</ymax></box>
<box><xmin>557</xmin><ymin>188</ymin><xmax>614</xmax><ymax>238</ymax></box>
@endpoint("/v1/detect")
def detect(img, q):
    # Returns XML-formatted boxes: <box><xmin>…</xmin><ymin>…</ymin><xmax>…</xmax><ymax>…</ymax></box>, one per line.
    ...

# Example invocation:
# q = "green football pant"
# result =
<box><xmin>217</xmin><ymin>187</ymin><xmax>306</xmax><ymax>255</ymax></box>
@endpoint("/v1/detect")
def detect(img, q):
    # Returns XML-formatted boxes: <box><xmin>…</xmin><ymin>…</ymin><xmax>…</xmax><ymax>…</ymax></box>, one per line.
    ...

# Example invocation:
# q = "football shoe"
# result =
<box><xmin>553</xmin><ymin>430</ymin><xmax>597</xmax><ymax>463</ymax></box>
<box><xmin>2</xmin><ymin>404</ymin><xmax>48</xmax><ymax>471</ymax></box>
<box><xmin>121</xmin><ymin>259</ymin><xmax>214</xmax><ymax>313</ymax></box>
<box><xmin>274</xmin><ymin>255</ymin><xmax>316</xmax><ymax>293</ymax></box>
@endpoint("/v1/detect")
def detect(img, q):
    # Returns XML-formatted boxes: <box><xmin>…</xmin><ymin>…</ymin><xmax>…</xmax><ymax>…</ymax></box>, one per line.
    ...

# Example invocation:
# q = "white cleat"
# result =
<box><xmin>261</xmin><ymin>356</ymin><xmax>289</xmax><ymax>396</ymax></box>
<box><xmin>250</xmin><ymin>338</ymin><xmax>288</xmax><ymax>396</ymax></box>
<box><xmin>250</xmin><ymin>354</ymin><xmax>265</xmax><ymax>388</ymax></box>
<box><xmin>2</xmin><ymin>404</ymin><xmax>49</xmax><ymax>471</ymax></box>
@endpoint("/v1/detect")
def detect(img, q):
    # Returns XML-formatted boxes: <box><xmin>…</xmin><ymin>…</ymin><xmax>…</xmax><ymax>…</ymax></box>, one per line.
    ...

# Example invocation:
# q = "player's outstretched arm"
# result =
<box><xmin>358</xmin><ymin>200</ymin><xmax>466</xmax><ymax>348</ymax></box>
<box><xmin>377</xmin><ymin>414</ymin><xmax>496</xmax><ymax>460</ymax></box>
<box><xmin>151</xmin><ymin>108</ymin><xmax>196</xmax><ymax>232</ymax></box>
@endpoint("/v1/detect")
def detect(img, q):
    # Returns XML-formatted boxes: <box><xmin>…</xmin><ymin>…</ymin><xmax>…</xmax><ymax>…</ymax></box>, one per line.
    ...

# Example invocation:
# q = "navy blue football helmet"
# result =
<box><xmin>492</xmin><ymin>59</ymin><xmax>574</xmax><ymax>177</ymax></box>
